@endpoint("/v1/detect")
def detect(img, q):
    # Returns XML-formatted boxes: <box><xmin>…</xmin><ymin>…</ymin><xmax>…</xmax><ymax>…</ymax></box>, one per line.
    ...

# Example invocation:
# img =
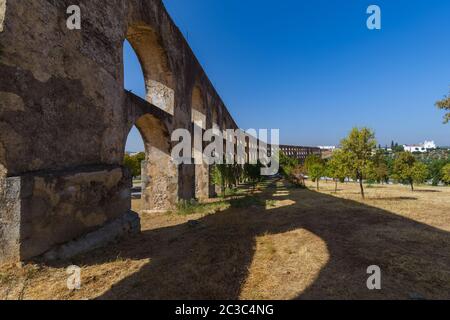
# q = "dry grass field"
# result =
<box><xmin>1</xmin><ymin>178</ymin><xmax>450</xmax><ymax>300</ymax></box>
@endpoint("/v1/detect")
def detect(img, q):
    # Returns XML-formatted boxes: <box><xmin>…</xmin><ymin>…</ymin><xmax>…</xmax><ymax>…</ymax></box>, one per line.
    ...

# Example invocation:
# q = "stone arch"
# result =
<box><xmin>122</xmin><ymin>33</ymin><xmax>178</xmax><ymax>212</ymax></box>
<box><xmin>126</xmin><ymin>24</ymin><xmax>175</xmax><ymax>115</ymax></box>
<box><xmin>0</xmin><ymin>0</ymin><xmax>245</xmax><ymax>262</ymax></box>
<box><xmin>191</xmin><ymin>85</ymin><xmax>209</xmax><ymax>200</ymax></box>
<box><xmin>131</xmin><ymin>114</ymin><xmax>178</xmax><ymax>212</ymax></box>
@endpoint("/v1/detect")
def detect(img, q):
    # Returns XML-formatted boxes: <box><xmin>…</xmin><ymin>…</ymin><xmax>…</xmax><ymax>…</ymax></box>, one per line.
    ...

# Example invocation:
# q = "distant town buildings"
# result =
<box><xmin>423</xmin><ymin>140</ymin><xmax>437</xmax><ymax>149</ymax></box>
<box><xmin>314</xmin><ymin>140</ymin><xmax>441</xmax><ymax>155</ymax></box>
<box><xmin>279</xmin><ymin>145</ymin><xmax>322</xmax><ymax>162</ymax></box>
<box><xmin>318</xmin><ymin>146</ymin><xmax>337</xmax><ymax>151</ymax></box>
<box><xmin>403</xmin><ymin>140</ymin><xmax>437</xmax><ymax>153</ymax></box>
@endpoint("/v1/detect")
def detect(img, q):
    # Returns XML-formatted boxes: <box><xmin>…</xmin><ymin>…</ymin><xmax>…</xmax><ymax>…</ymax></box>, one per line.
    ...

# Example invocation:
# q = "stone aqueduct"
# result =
<box><xmin>0</xmin><ymin>0</ymin><xmax>276</xmax><ymax>263</ymax></box>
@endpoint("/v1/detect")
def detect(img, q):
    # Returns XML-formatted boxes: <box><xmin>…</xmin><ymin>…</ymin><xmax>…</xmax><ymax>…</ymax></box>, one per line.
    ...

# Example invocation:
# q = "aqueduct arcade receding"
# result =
<box><xmin>0</xmin><ymin>0</ymin><xmax>260</xmax><ymax>262</ymax></box>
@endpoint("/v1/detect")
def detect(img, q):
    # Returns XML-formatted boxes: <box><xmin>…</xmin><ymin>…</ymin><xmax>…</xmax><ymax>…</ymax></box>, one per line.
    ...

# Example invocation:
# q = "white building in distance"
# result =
<box><xmin>403</xmin><ymin>140</ymin><xmax>436</xmax><ymax>153</ymax></box>
<box><xmin>318</xmin><ymin>146</ymin><xmax>337</xmax><ymax>151</ymax></box>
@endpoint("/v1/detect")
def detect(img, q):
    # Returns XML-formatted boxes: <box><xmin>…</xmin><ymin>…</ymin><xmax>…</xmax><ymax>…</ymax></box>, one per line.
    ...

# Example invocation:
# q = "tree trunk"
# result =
<box><xmin>410</xmin><ymin>181</ymin><xmax>414</xmax><ymax>191</ymax></box>
<box><xmin>316</xmin><ymin>179</ymin><xmax>319</xmax><ymax>191</ymax></box>
<box><xmin>359</xmin><ymin>177</ymin><xmax>365</xmax><ymax>199</ymax></box>
<box><xmin>221</xmin><ymin>182</ymin><xmax>226</xmax><ymax>198</ymax></box>
<box><xmin>335</xmin><ymin>179</ymin><xmax>338</xmax><ymax>193</ymax></box>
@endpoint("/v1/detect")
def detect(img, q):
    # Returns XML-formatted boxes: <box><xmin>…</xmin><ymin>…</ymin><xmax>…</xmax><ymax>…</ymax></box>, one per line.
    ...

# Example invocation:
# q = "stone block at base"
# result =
<box><xmin>0</xmin><ymin>165</ymin><xmax>135</xmax><ymax>263</ymax></box>
<box><xmin>42</xmin><ymin>211</ymin><xmax>140</xmax><ymax>261</ymax></box>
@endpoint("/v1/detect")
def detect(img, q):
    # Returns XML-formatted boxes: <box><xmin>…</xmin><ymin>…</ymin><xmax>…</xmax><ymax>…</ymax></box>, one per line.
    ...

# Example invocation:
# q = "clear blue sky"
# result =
<box><xmin>125</xmin><ymin>0</ymin><xmax>450</xmax><ymax>152</ymax></box>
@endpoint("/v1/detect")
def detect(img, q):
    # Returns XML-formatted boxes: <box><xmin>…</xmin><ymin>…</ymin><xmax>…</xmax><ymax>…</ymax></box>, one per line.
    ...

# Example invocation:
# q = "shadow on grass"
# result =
<box><xmin>369</xmin><ymin>197</ymin><xmax>418</xmax><ymax>201</ymax></box>
<box><xmin>413</xmin><ymin>189</ymin><xmax>442</xmax><ymax>193</ymax></box>
<box><xmin>63</xmin><ymin>178</ymin><xmax>450</xmax><ymax>300</ymax></box>
<box><xmin>364</xmin><ymin>185</ymin><xmax>387</xmax><ymax>189</ymax></box>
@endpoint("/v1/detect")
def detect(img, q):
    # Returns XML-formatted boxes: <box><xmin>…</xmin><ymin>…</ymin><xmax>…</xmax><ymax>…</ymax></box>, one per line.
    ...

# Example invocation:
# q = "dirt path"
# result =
<box><xmin>1</xmin><ymin>179</ymin><xmax>450</xmax><ymax>300</ymax></box>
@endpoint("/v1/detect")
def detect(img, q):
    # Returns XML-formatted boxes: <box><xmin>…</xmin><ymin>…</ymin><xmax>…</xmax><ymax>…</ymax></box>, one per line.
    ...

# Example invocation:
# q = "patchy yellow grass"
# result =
<box><xmin>1</xmin><ymin>179</ymin><xmax>450</xmax><ymax>300</ymax></box>
<box><xmin>0</xmin><ymin>258</ymin><xmax>148</xmax><ymax>300</ymax></box>
<box><xmin>240</xmin><ymin>229</ymin><xmax>329</xmax><ymax>300</ymax></box>
<box><xmin>306</xmin><ymin>181</ymin><xmax>450</xmax><ymax>232</ymax></box>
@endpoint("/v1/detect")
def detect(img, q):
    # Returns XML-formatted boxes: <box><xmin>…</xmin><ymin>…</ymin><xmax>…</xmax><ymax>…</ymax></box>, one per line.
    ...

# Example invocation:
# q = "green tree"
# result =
<box><xmin>327</xmin><ymin>150</ymin><xmax>351</xmax><ymax>192</ymax></box>
<box><xmin>428</xmin><ymin>159</ymin><xmax>448</xmax><ymax>186</ymax></box>
<box><xmin>279</xmin><ymin>152</ymin><xmax>299</xmax><ymax>178</ymax></box>
<box><xmin>392</xmin><ymin>152</ymin><xmax>428</xmax><ymax>191</ymax></box>
<box><xmin>371</xmin><ymin>150</ymin><xmax>390</xmax><ymax>184</ymax></box>
<box><xmin>393</xmin><ymin>152</ymin><xmax>416</xmax><ymax>190</ymax></box>
<box><xmin>375</xmin><ymin>163</ymin><xmax>389</xmax><ymax>184</ymax></box>
<box><xmin>411</xmin><ymin>162</ymin><xmax>429</xmax><ymax>187</ymax></box>
<box><xmin>309</xmin><ymin>163</ymin><xmax>325</xmax><ymax>191</ymax></box>
<box><xmin>212</xmin><ymin>163</ymin><xmax>256</xmax><ymax>197</ymax></box>
<box><xmin>211</xmin><ymin>164</ymin><xmax>227</xmax><ymax>198</ymax></box>
<box><xmin>212</xmin><ymin>164</ymin><xmax>238</xmax><ymax>197</ymax></box>
<box><xmin>304</xmin><ymin>154</ymin><xmax>322</xmax><ymax>171</ymax></box>
<box><xmin>393</xmin><ymin>144</ymin><xmax>405</xmax><ymax>153</ymax></box>
<box><xmin>124</xmin><ymin>154</ymin><xmax>135</xmax><ymax>175</ymax></box>
<box><xmin>244</xmin><ymin>163</ymin><xmax>263</xmax><ymax>191</ymax></box>
<box><xmin>340</xmin><ymin>127</ymin><xmax>377</xmax><ymax>199</ymax></box>
<box><xmin>442</xmin><ymin>163</ymin><xmax>450</xmax><ymax>185</ymax></box>
<box><xmin>436</xmin><ymin>89</ymin><xmax>450</xmax><ymax>124</ymax></box>
<box><xmin>124</xmin><ymin>152</ymin><xmax>145</xmax><ymax>177</ymax></box>
<box><xmin>305</xmin><ymin>155</ymin><xmax>325</xmax><ymax>190</ymax></box>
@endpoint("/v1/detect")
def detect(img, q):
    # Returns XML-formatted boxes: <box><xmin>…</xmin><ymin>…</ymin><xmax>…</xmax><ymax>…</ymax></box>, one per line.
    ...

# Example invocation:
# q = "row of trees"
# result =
<box><xmin>301</xmin><ymin>128</ymin><xmax>378</xmax><ymax>198</ymax></box>
<box><xmin>282</xmin><ymin>128</ymin><xmax>450</xmax><ymax>199</ymax></box>
<box><xmin>124</xmin><ymin>151</ymin><xmax>264</xmax><ymax>198</ymax></box>
<box><xmin>211</xmin><ymin>163</ymin><xmax>263</xmax><ymax>198</ymax></box>
<box><xmin>387</xmin><ymin>141</ymin><xmax>405</xmax><ymax>153</ymax></box>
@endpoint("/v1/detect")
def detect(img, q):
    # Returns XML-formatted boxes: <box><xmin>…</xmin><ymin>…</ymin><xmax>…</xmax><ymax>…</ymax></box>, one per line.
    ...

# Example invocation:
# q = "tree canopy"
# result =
<box><xmin>392</xmin><ymin>152</ymin><xmax>429</xmax><ymax>191</ymax></box>
<box><xmin>340</xmin><ymin>127</ymin><xmax>377</xmax><ymax>198</ymax></box>
<box><xmin>304</xmin><ymin>155</ymin><xmax>325</xmax><ymax>190</ymax></box>
<box><xmin>436</xmin><ymin>89</ymin><xmax>450</xmax><ymax>124</ymax></box>
<box><xmin>370</xmin><ymin>150</ymin><xmax>389</xmax><ymax>183</ymax></box>
<box><xmin>442</xmin><ymin>163</ymin><xmax>450</xmax><ymax>185</ymax></box>
<box><xmin>124</xmin><ymin>152</ymin><xmax>145</xmax><ymax>177</ymax></box>
<box><xmin>327</xmin><ymin>149</ymin><xmax>351</xmax><ymax>192</ymax></box>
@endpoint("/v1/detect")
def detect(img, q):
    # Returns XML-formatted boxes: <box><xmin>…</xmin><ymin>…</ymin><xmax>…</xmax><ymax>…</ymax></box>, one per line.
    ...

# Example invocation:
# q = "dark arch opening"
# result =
<box><xmin>123</xmin><ymin>31</ymin><xmax>179</xmax><ymax>212</ymax></box>
<box><xmin>124</xmin><ymin>39</ymin><xmax>146</xmax><ymax>212</ymax></box>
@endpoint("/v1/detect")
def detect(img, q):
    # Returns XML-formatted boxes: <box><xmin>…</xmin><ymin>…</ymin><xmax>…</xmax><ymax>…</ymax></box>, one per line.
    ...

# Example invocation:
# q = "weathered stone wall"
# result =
<box><xmin>0</xmin><ymin>177</ymin><xmax>20</xmax><ymax>261</ymax></box>
<box><xmin>0</xmin><ymin>0</ymin><xmax>240</xmax><ymax>262</ymax></box>
<box><xmin>17</xmin><ymin>167</ymin><xmax>131</xmax><ymax>260</ymax></box>
<box><xmin>0</xmin><ymin>165</ymin><xmax>133</xmax><ymax>261</ymax></box>
<box><xmin>0</xmin><ymin>0</ymin><xmax>130</xmax><ymax>262</ymax></box>
<box><xmin>0</xmin><ymin>1</ymin><xmax>127</xmax><ymax>175</ymax></box>
<box><xmin>0</xmin><ymin>0</ymin><xmax>5</xmax><ymax>33</ymax></box>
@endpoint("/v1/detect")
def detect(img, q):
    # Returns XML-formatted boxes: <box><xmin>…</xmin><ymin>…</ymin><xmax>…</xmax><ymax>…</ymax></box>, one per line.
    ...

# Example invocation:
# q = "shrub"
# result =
<box><xmin>442</xmin><ymin>163</ymin><xmax>450</xmax><ymax>185</ymax></box>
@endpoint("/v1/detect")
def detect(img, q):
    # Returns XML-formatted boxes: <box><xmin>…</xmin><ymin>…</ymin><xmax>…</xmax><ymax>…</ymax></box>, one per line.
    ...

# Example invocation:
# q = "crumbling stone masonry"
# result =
<box><xmin>0</xmin><ymin>0</ymin><xmax>239</xmax><ymax>262</ymax></box>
